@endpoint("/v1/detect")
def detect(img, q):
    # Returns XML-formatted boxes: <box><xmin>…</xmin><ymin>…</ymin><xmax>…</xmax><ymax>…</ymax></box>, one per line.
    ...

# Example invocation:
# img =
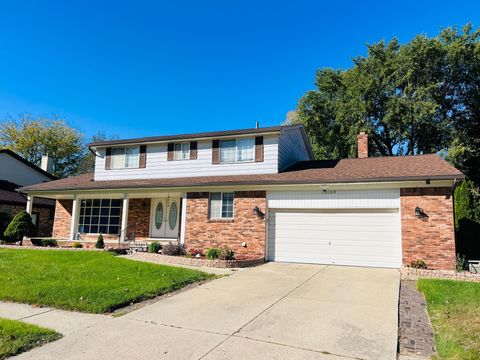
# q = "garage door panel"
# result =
<box><xmin>268</xmin><ymin>210</ymin><xmax>401</xmax><ymax>268</ymax></box>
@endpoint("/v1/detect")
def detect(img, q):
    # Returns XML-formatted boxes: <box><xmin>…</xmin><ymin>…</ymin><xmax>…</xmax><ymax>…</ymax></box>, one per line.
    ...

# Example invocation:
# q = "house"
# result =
<box><xmin>18</xmin><ymin>125</ymin><xmax>463</xmax><ymax>269</ymax></box>
<box><xmin>0</xmin><ymin>149</ymin><xmax>57</xmax><ymax>237</ymax></box>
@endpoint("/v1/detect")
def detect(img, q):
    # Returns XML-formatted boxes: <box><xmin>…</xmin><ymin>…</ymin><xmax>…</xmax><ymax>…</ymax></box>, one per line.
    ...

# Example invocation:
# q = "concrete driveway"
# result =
<box><xmin>8</xmin><ymin>263</ymin><xmax>400</xmax><ymax>360</ymax></box>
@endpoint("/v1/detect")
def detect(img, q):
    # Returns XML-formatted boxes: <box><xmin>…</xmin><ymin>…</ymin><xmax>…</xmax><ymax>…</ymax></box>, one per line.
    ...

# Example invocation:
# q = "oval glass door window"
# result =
<box><xmin>169</xmin><ymin>202</ymin><xmax>178</xmax><ymax>230</ymax></box>
<box><xmin>155</xmin><ymin>202</ymin><xmax>163</xmax><ymax>230</ymax></box>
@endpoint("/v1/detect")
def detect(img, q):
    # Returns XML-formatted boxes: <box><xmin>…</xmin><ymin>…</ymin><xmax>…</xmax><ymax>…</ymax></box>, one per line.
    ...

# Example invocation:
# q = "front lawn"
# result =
<box><xmin>0</xmin><ymin>317</ymin><xmax>61</xmax><ymax>359</ymax></box>
<box><xmin>0</xmin><ymin>249</ymin><xmax>214</xmax><ymax>313</ymax></box>
<box><xmin>417</xmin><ymin>279</ymin><xmax>480</xmax><ymax>360</ymax></box>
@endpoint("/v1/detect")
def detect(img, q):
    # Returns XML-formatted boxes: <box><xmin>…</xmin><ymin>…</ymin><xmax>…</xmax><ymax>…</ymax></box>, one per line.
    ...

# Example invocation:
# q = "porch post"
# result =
<box><xmin>120</xmin><ymin>193</ymin><xmax>129</xmax><ymax>242</ymax></box>
<box><xmin>26</xmin><ymin>195</ymin><xmax>34</xmax><ymax>215</ymax></box>
<box><xmin>180</xmin><ymin>193</ymin><xmax>187</xmax><ymax>245</ymax></box>
<box><xmin>70</xmin><ymin>194</ymin><xmax>78</xmax><ymax>240</ymax></box>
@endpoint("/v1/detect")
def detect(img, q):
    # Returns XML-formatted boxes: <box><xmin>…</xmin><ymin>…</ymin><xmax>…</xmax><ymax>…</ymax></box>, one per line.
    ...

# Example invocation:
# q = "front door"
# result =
<box><xmin>150</xmin><ymin>198</ymin><xmax>180</xmax><ymax>239</ymax></box>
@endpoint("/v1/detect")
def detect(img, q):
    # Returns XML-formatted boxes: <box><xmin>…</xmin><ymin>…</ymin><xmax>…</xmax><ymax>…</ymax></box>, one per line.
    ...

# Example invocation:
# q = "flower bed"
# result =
<box><xmin>130</xmin><ymin>251</ymin><xmax>264</xmax><ymax>268</ymax></box>
<box><xmin>401</xmin><ymin>266</ymin><xmax>480</xmax><ymax>282</ymax></box>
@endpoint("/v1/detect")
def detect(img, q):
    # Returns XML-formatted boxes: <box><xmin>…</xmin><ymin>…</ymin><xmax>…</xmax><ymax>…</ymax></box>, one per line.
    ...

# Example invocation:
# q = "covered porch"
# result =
<box><xmin>25</xmin><ymin>190</ymin><xmax>188</xmax><ymax>246</ymax></box>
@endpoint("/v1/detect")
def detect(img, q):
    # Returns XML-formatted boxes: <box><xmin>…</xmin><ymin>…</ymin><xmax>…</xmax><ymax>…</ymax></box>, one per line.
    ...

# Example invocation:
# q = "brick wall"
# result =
<box><xmin>52</xmin><ymin>200</ymin><xmax>73</xmax><ymax>239</ymax></box>
<box><xmin>127</xmin><ymin>198</ymin><xmax>151</xmax><ymax>239</ymax></box>
<box><xmin>184</xmin><ymin>191</ymin><xmax>266</xmax><ymax>259</ymax></box>
<box><xmin>0</xmin><ymin>203</ymin><xmax>54</xmax><ymax>237</ymax></box>
<box><xmin>400</xmin><ymin>187</ymin><xmax>456</xmax><ymax>270</ymax></box>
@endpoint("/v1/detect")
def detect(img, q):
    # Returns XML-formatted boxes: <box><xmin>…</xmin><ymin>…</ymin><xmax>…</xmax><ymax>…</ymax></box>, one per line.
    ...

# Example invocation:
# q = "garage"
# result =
<box><xmin>267</xmin><ymin>189</ymin><xmax>402</xmax><ymax>268</ymax></box>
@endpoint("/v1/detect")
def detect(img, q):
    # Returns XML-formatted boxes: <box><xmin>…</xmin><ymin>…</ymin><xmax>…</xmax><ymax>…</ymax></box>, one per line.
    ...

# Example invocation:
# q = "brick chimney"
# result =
<box><xmin>357</xmin><ymin>132</ymin><xmax>368</xmax><ymax>158</ymax></box>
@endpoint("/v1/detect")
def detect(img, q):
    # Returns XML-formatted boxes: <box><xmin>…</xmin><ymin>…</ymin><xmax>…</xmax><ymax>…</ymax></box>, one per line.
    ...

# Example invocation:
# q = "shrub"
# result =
<box><xmin>219</xmin><ymin>246</ymin><xmax>235</xmax><ymax>260</ymax></box>
<box><xmin>162</xmin><ymin>242</ymin><xmax>184</xmax><ymax>256</ymax></box>
<box><xmin>187</xmin><ymin>248</ymin><xmax>203</xmax><ymax>258</ymax></box>
<box><xmin>95</xmin><ymin>234</ymin><xmax>105</xmax><ymax>249</ymax></box>
<box><xmin>71</xmin><ymin>242</ymin><xmax>83</xmax><ymax>248</ymax></box>
<box><xmin>108</xmin><ymin>248</ymin><xmax>128</xmax><ymax>255</ymax></box>
<box><xmin>456</xmin><ymin>253</ymin><xmax>467</xmax><ymax>272</ymax></box>
<box><xmin>4</xmin><ymin>211</ymin><xmax>34</xmax><ymax>245</ymax></box>
<box><xmin>0</xmin><ymin>212</ymin><xmax>12</xmax><ymax>241</ymax></box>
<box><xmin>41</xmin><ymin>238</ymin><xmax>57</xmax><ymax>247</ymax></box>
<box><xmin>410</xmin><ymin>259</ymin><xmax>427</xmax><ymax>269</ymax></box>
<box><xmin>148</xmin><ymin>242</ymin><xmax>162</xmax><ymax>253</ymax></box>
<box><xmin>206</xmin><ymin>248</ymin><xmax>221</xmax><ymax>259</ymax></box>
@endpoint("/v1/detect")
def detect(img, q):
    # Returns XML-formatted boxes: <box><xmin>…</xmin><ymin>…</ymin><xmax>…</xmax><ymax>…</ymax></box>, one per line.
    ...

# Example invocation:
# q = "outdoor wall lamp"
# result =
<box><xmin>252</xmin><ymin>206</ymin><xmax>265</xmax><ymax>220</ymax></box>
<box><xmin>415</xmin><ymin>206</ymin><xmax>423</xmax><ymax>218</ymax></box>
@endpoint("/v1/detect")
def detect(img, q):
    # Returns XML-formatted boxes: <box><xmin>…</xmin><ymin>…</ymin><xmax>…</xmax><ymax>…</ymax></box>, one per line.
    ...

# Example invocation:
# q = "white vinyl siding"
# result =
<box><xmin>94</xmin><ymin>135</ymin><xmax>279</xmax><ymax>180</ymax></box>
<box><xmin>278</xmin><ymin>126</ymin><xmax>311</xmax><ymax>171</ymax></box>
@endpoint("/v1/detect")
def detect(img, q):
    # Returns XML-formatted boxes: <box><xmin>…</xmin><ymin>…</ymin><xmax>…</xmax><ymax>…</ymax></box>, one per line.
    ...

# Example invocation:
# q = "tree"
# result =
<box><xmin>4</xmin><ymin>211</ymin><xmax>35</xmax><ymax>245</ymax></box>
<box><xmin>296</xmin><ymin>24</ymin><xmax>480</xmax><ymax>183</ymax></box>
<box><xmin>0</xmin><ymin>114</ymin><xmax>84</xmax><ymax>177</ymax></box>
<box><xmin>75</xmin><ymin>131</ymin><xmax>118</xmax><ymax>175</ymax></box>
<box><xmin>95</xmin><ymin>233</ymin><xmax>105</xmax><ymax>249</ymax></box>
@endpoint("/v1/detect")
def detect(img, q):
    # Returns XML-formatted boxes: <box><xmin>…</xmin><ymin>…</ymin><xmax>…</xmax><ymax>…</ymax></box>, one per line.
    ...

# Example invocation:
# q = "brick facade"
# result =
<box><xmin>52</xmin><ymin>199</ymin><xmax>73</xmax><ymax>239</ymax></box>
<box><xmin>0</xmin><ymin>203</ymin><xmax>54</xmax><ymax>237</ymax></box>
<box><xmin>127</xmin><ymin>198</ymin><xmax>151</xmax><ymax>239</ymax></box>
<box><xmin>400</xmin><ymin>187</ymin><xmax>456</xmax><ymax>270</ymax></box>
<box><xmin>184</xmin><ymin>191</ymin><xmax>266</xmax><ymax>260</ymax></box>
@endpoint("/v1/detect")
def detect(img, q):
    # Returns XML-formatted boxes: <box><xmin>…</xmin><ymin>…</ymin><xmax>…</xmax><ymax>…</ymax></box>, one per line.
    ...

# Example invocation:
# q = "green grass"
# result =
<box><xmin>0</xmin><ymin>317</ymin><xmax>61</xmax><ymax>359</ymax></box>
<box><xmin>417</xmin><ymin>279</ymin><xmax>480</xmax><ymax>360</ymax></box>
<box><xmin>0</xmin><ymin>249</ymin><xmax>214</xmax><ymax>313</ymax></box>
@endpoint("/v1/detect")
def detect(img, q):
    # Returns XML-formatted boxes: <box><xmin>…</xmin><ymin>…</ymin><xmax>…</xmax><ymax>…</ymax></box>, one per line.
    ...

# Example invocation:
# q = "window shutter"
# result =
<box><xmin>139</xmin><ymin>145</ymin><xmax>147</xmax><ymax>168</ymax></box>
<box><xmin>105</xmin><ymin>147</ymin><xmax>112</xmax><ymax>170</ymax></box>
<box><xmin>255</xmin><ymin>136</ymin><xmax>264</xmax><ymax>162</ymax></box>
<box><xmin>167</xmin><ymin>143</ymin><xmax>174</xmax><ymax>161</ymax></box>
<box><xmin>212</xmin><ymin>140</ymin><xmax>220</xmax><ymax>164</ymax></box>
<box><xmin>190</xmin><ymin>141</ymin><xmax>198</xmax><ymax>160</ymax></box>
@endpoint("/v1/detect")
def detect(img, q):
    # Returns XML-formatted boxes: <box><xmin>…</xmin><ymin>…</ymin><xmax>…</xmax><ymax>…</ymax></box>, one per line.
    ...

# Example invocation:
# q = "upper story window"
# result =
<box><xmin>111</xmin><ymin>146</ymin><xmax>140</xmax><ymax>169</ymax></box>
<box><xmin>209</xmin><ymin>192</ymin><xmax>234</xmax><ymax>219</ymax></box>
<box><xmin>174</xmin><ymin>142</ymin><xmax>190</xmax><ymax>160</ymax></box>
<box><xmin>220</xmin><ymin>138</ymin><xmax>254</xmax><ymax>163</ymax></box>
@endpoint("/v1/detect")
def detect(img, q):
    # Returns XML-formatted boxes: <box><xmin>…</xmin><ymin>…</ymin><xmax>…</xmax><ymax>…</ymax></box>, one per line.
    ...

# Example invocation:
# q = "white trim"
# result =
<box><xmin>180</xmin><ymin>193</ymin><xmax>187</xmax><ymax>245</ymax></box>
<box><xmin>26</xmin><ymin>195</ymin><xmax>34</xmax><ymax>215</ymax></box>
<box><xmin>120</xmin><ymin>193</ymin><xmax>129</xmax><ymax>242</ymax></box>
<box><xmin>70</xmin><ymin>194</ymin><xmax>79</xmax><ymax>240</ymax></box>
<box><xmin>23</xmin><ymin>179</ymin><xmax>456</xmax><ymax>199</ymax></box>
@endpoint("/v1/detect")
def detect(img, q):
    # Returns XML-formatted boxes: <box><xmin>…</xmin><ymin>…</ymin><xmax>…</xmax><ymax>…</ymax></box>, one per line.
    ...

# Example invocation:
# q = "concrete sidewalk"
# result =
<box><xmin>3</xmin><ymin>263</ymin><xmax>400</xmax><ymax>360</ymax></box>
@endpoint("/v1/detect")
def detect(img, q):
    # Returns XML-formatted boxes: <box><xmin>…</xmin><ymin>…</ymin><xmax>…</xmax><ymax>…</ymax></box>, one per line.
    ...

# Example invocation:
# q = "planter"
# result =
<box><xmin>401</xmin><ymin>266</ymin><xmax>480</xmax><ymax>282</ymax></box>
<box><xmin>130</xmin><ymin>251</ymin><xmax>264</xmax><ymax>268</ymax></box>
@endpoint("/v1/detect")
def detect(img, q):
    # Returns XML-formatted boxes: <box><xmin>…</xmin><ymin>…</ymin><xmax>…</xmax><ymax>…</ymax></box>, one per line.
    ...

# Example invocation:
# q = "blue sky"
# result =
<box><xmin>0</xmin><ymin>1</ymin><xmax>479</xmax><ymax>140</ymax></box>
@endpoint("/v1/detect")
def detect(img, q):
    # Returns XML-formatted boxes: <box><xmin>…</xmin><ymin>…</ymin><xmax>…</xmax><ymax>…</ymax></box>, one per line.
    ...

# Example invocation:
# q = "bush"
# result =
<box><xmin>219</xmin><ymin>247</ymin><xmax>235</xmax><ymax>260</ymax></box>
<box><xmin>206</xmin><ymin>248</ymin><xmax>221</xmax><ymax>259</ymax></box>
<box><xmin>95</xmin><ymin>234</ymin><xmax>105</xmax><ymax>249</ymax></box>
<box><xmin>148</xmin><ymin>242</ymin><xmax>162</xmax><ymax>253</ymax></box>
<box><xmin>107</xmin><ymin>248</ymin><xmax>128</xmax><ymax>256</ymax></box>
<box><xmin>0</xmin><ymin>212</ymin><xmax>12</xmax><ymax>240</ymax></box>
<box><xmin>187</xmin><ymin>248</ymin><xmax>203</xmax><ymax>258</ymax></box>
<box><xmin>42</xmin><ymin>238</ymin><xmax>57</xmax><ymax>247</ymax></box>
<box><xmin>71</xmin><ymin>242</ymin><xmax>83</xmax><ymax>248</ymax></box>
<box><xmin>456</xmin><ymin>253</ymin><xmax>467</xmax><ymax>272</ymax></box>
<box><xmin>162</xmin><ymin>242</ymin><xmax>184</xmax><ymax>256</ymax></box>
<box><xmin>4</xmin><ymin>211</ymin><xmax>34</xmax><ymax>245</ymax></box>
<box><xmin>30</xmin><ymin>238</ymin><xmax>57</xmax><ymax>247</ymax></box>
<box><xmin>410</xmin><ymin>259</ymin><xmax>427</xmax><ymax>269</ymax></box>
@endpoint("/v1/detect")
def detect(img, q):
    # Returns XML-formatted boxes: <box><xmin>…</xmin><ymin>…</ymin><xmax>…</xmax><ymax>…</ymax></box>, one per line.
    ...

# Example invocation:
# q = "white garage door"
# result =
<box><xmin>267</xmin><ymin>210</ymin><xmax>401</xmax><ymax>268</ymax></box>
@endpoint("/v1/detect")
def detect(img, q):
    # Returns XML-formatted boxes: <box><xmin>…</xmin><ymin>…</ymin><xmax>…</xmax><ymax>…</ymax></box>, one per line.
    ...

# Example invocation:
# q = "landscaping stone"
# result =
<box><xmin>398</xmin><ymin>280</ymin><xmax>435</xmax><ymax>359</ymax></box>
<box><xmin>401</xmin><ymin>266</ymin><xmax>480</xmax><ymax>282</ymax></box>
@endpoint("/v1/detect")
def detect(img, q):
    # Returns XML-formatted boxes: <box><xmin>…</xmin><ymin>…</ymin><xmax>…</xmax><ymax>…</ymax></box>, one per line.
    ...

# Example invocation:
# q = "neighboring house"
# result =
<box><xmin>19</xmin><ymin>125</ymin><xmax>464</xmax><ymax>270</ymax></box>
<box><xmin>0</xmin><ymin>149</ymin><xmax>57</xmax><ymax>237</ymax></box>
